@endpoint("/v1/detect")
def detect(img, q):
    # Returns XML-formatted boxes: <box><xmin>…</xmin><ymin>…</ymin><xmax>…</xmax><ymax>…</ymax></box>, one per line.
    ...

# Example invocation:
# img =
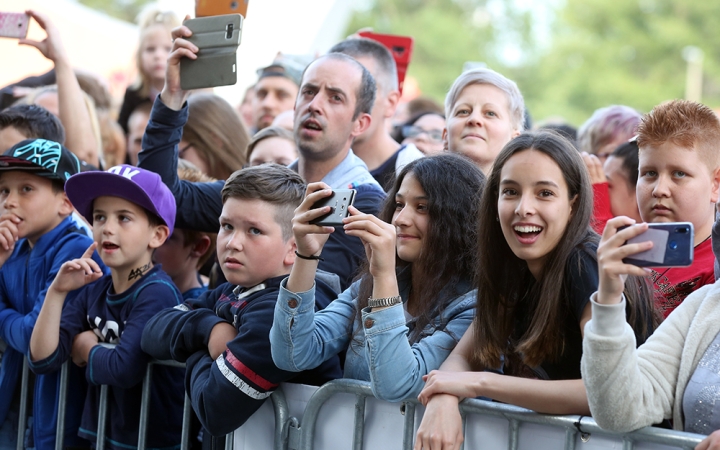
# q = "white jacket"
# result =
<box><xmin>581</xmin><ymin>280</ymin><xmax>720</xmax><ymax>431</ymax></box>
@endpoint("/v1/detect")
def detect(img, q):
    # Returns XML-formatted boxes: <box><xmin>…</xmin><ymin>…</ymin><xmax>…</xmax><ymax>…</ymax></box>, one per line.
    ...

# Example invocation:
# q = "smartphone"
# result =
<box><xmin>358</xmin><ymin>31</ymin><xmax>414</xmax><ymax>94</ymax></box>
<box><xmin>196</xmin><ymin>0</ymin><xmax>249</xmax><ymax>19</ymax></box>
<box><xmin>622</xmin><ymin>222</ymin><xmax>694</xmax><ymax>267</ymax></box>
<box><xmin>180</xmin><ymin>14</ymin><xmax>243</xmax><ymax>90</ymax></box>
<box><xmin>309</xmin><ymin>189</ymin><xmax>356</xmax><ymax>227</ymax></box>
<box><xmin>0</xmin><ymin>12</ymin><xmax>29</xmax><ymax>39</ymax></box>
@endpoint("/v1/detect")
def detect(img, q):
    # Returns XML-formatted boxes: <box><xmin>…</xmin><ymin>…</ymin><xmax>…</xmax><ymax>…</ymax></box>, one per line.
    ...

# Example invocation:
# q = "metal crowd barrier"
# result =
<box><xmin>15</xmin><ymin>359</ymin><xmax>709</xmax><ymax>450</ymax></box>
<box><xmin>274</xmin><ymin>379</ymin><xmax>707</xmax><ymax>450</ymax></box>
<box><xmin>15</xmin><ymin>354</ymin><xmax>234</xmax><ymax>450</ymax></box>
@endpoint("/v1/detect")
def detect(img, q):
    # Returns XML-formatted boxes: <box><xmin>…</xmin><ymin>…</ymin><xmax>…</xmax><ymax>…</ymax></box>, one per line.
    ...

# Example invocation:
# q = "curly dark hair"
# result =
<box><xmin>355</xmin><ymin>152</ymin><xmax>486</xmax><ymax>343</ymax></box>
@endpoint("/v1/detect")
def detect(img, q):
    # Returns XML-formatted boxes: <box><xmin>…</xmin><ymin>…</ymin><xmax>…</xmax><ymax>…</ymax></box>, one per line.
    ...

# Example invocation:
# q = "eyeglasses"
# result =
<box><xmin>402</xmin><ymin>125</ymin><xmax>443</xmax><ymax>142</ymax></box>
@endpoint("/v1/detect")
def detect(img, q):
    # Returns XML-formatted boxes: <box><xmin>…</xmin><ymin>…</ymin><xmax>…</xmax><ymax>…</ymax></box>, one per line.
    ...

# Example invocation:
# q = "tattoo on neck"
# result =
<box><xmin>128</xmin><ymin>262</ymin><xmax>152</xmax><ymax>281</ymax></box>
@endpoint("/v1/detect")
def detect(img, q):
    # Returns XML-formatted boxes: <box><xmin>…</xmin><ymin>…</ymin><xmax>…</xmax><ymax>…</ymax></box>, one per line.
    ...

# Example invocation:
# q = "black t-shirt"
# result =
<box><xmin>509</xmin><ymin>243</ymin><xmax>598</xmax><ymax>381</ymax></box>
<box><xmin>370</xmin><ymin>147</ymin><xmax>402</xmax><ymax>191</ymax></box>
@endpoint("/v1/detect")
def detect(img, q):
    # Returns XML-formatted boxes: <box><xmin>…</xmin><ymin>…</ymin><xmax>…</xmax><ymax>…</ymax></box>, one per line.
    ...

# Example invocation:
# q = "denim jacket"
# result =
<box><xmin>270</xmin><ymin>270</ymin><xmax>476</xmax><ymax>402</ymax></box>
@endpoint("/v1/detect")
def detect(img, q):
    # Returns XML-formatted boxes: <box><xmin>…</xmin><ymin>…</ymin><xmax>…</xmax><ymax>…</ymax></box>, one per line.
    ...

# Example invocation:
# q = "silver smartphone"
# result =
<box><xmin>309</xmin><ymin>189</ymin><xmax>356</xmax><ymax>227</ymax></box>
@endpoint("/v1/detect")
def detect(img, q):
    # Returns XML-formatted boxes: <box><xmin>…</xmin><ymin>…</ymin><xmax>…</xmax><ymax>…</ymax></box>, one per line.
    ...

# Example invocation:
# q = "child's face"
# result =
<box><xmin>92</xmin><ymin>196</ymin><xmax>165</xmax><ymax>270</ymax></box>
<box><xmin>126</xmin><ymin>110</ymin><xmax>151</xmax><ymax>166</ymax></box>
<box><xmin>497</xmin><ymin>150</ymin><xmax>575</xmax><ymax>278</ymax></box>
<box><xmin>637</xmin><ymin>142</ymin><xmax>719</xmax><ymax>244</ymax></box>
<box><xmin>153</xmin><ymin>229</ymin><xmax>194</xmax><ymax>281</ymax></box>
<box><xmin>604</xmin><ymin>155</ymin><xmax>640</xmax><ymax>221</ymax></box>
<box><xmin>248</xmin><ymin>137</ymin><xmax>298</xmax><ymax>167</ymax></box>
<box><xmin>217</xmin><ymin>197</ymin><xmax>294</xmax><ymax>287</ymax></box>
<box><xmin>392</xmin><ymin>173</ymin><xmax>429</xmax><ymax>264</ymax></box>
<box><xmin>140</xmin><ymin>25</ymin><xmax>172</xmax><ymax>85</ymax></box>
<box><xmin>0</xmin><ymin>171</ymin><xmax>69</xmax><ymax>246</ymax></box>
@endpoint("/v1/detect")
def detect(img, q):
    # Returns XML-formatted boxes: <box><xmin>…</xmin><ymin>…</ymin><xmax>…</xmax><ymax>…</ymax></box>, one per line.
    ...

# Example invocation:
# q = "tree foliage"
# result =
<box><xmin>347</xmin><ymin>0</ymin><xmax>720</xmax><ymax>125</ymax></box>
<box><xmin>78</xmin><ymin>0</ymin><xmax>153</xmax><ymax>23</ymax></box>
<box><xmin>346</xmin><ymin>0</ymin><xmax>509</xmax><ymax>106</ymax></box>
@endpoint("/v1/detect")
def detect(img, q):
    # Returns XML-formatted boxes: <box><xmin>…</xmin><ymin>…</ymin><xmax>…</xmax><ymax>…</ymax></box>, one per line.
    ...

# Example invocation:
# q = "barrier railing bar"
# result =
<box><xmin>623</xmin><ymin>437</ymin><xmax>633</xmax><ymax>450</ymax></box>
<box><xmin>181</xmin><ymin>394</ymin><xmax>192</xmax><ymax>450</ymax></box>
<box><xmin>96</xmin><ymin>384</ymin><xmax>109</xmax><ymax>450</ymax></box>
<box><xmin>224</xmin><ymin>431</ymin><xmax>234</xmax><ymax>450</ymax></box>
<box><xmin>352</xmin><ymin>393</ymin><xmax>366</xmax><ymax>450</ymax></box>
<box><xmin>458</xmin><ymin>399</ymin><xmax>704</xmax><ymax>450</ymax></box>
<box><xmin>507</xmin><ymin>419</ymin><xmax>519</xmax><ymax>450</ymax></box>
<box><xmin>270</xmin><ymin>386</ymin><xmax>290</xmax><ymax>450</ymax></box>
<box><xmin>402</xmin><ymin>402</ymin><xmax>416</xmax><ymax>450</ymax></box>
<box><xmin>54</xmin><ymin>361</ymin><xmax>69</xmax><ymax>450</ymax></box>
<box><xmin>137</xmin><ymin>362</ymin><xmax>153</xmax><ymax>450</ymax></box>
<box><xmin>563</xmin><ymin>427</ymin><xmax>577</xmax><ymax>450</ymax></box>
<box><xmin>16</xmin><ymin>358</ymin><xmax>29</xmax><ymax>450</ymax></box>
<box><xmin>296</xmin><ymin>379</ymin><xmax>706</xmax><ymax>450</ymax></box>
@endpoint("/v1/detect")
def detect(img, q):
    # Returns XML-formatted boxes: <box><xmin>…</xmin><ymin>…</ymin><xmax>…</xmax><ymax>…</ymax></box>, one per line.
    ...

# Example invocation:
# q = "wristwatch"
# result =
<box><xmin>368</xmin><ymin>295</ymin><xmax>402</xmax><ymax>308</ymax></box>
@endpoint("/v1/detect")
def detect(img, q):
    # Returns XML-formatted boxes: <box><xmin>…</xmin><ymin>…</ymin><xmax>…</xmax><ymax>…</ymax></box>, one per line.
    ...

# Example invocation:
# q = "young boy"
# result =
<box><xmin>28</xmin><ymin>165</ymin><xmax>185</xmax><ymax>450</ymax></box>
<box><xmin>0</xmin><ymin>138</ymin><xmax>101</xmax><ymax>450</ymax></box>
<box><xmin>635</xmin><ymin>99</ymin><xmax>720</xmax><ymax>317</ymax></box>
<box><xmin>141</xmin><ymin>164</ymin><xmax>341</xmax><ymax>438</ymax></box>
<box><xmin>154</xmin><ymin>165</ymin><xmax>215</xmax><ymax>300</ymax></box>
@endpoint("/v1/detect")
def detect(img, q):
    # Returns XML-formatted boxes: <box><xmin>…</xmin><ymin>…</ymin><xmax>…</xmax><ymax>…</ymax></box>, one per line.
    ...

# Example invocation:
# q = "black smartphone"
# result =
<box><xmin>622</xmin><ymin>222</ymin><xmax>694</xmax><ymax>267</ymax></box>
<box><xmin>309</xmin><ymin>189</ymin><xmax>356</xmax><ymax>227</ymax></box>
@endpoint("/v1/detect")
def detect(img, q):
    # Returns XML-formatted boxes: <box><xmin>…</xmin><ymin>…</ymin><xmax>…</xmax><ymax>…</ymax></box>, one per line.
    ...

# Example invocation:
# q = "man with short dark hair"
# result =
<box><xmin>330</xmin><ymin>38</ymin><xmax>424</xmax><ymax>189</ymax></box>
<box><xmin>251</xmin><ymin>55</ymin><xmax>306</xmax><ymax>132</ymax></box>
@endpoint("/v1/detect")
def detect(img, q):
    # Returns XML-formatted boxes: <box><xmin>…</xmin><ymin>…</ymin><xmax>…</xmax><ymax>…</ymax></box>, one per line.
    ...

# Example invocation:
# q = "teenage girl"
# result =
<box><xmin>270</xmin><ymin>153</ymin><xmax>484</xmax><ymax>401</ymax></box>
<box><xmin>413</xmin><ymin>131</ymin><xmax>657</xmax><ymax>450</ymax></box>
<box><xmin>118</xmin><ymin>9</ymin><xmax>180</xmax><ymax>134</ymax></box>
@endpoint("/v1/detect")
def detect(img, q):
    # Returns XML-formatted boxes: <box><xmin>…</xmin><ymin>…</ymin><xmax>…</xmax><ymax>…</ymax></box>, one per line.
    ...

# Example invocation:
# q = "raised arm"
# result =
<box><xmin>30</xmin><ymin>243</ymin><xmax>103</xmax><ymax>362</ymax></box>
<box><xmin>137</xmin><ymin>22</ymin><xmax>225</xmax><ymax>232</ymax></box>
<box><xmin>20</xmin><ymin>10</ymin><xmax>99</xmax><ymax>166</ymax></box>
<box><xmin>582</xmin><ymin>216</ymin><xmax>685</xmax><ymax>431</ymax></box>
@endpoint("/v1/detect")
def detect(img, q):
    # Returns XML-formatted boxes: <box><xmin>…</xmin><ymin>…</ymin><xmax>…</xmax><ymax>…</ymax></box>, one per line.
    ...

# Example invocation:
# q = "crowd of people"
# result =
<box><xmin>0</xmin><ymin>6</ymin><xmax>720</xmax><ymax>450</ymax></box>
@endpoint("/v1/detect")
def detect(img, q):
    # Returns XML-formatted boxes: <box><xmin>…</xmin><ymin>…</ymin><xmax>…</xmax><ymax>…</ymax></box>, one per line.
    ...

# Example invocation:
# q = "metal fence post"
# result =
<box><xmin>137</xmin><ymin>362</ymin><xmax>154</xmax><ymax>450</ymax></box>
<box><xmin>95</xmin><ymin>384</ymin><xmax>109</xmax><ymax>450</ymax></box>
<box><xmin>16</xmin><ymin>359</ymin><xmax>29</xmax><ymax>450</ymax></box>
<box><xmin>54</xmin><ymin>360</ymin><xmax>69</xmax><ymax>450</ymax></box>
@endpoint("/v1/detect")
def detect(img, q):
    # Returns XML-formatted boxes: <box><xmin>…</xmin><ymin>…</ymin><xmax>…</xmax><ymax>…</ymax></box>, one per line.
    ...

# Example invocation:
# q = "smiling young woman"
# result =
<box><xmin>413</xmin><ymin>131</ymin><xmax>657</xmax><ymax>450</ymax></box>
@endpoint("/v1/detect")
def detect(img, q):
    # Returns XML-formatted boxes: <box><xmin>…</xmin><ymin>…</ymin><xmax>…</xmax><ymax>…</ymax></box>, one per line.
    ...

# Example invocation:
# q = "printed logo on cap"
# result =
<box><xmin>11</xmin><ymin>139</ymin><xmax>66</xmax><ymax>177</ymax></box>
<box><xmin>108</xmin><ymin>166</ymin><xmax>141</xmax><ymax>180</ymax></box>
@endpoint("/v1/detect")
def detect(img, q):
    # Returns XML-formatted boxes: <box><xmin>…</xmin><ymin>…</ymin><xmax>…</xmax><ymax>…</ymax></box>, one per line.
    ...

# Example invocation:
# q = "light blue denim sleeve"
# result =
<box><xmin>361</xmin><ymin>289</ymin><xmax>476</xmax><ymax>402</ymax></box>
<box><xmin>270</xmin><ymin>278</ymin><xmax>359</xmax><ymax>372</ymax></box>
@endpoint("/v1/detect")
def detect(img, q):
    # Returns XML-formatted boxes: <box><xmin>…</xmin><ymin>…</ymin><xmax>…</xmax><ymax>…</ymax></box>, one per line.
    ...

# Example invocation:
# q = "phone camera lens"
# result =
<box><xmin>230</xmin><ymin>1</ymin><xmax>238</xmax><ymax>9</ymax></box>
<box><xmin>668</xmin><ymin>240</ymin><xmax>678</xmax><ymax>250</ymax></box>
<box><xmin>676</xmin><ymin>227</ymin><xmax>689</xmax><ymax>234</ymax></box>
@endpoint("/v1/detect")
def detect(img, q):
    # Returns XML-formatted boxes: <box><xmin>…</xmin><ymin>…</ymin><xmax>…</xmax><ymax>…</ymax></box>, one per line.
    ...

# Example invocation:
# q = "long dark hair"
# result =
<box><xmin>471</xmin><ymin>131</ymin><xmax>654</xmax><ymax>369</ymax></box>
<box><xmin>355</xmin><ymin>153</ymin><xmax>486</xmax><ymax>342</ymax></box>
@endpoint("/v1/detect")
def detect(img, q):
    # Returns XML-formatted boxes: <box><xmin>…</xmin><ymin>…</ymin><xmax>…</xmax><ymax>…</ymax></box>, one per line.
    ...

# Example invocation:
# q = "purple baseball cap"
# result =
<box><xmin>65</xmin><ymin>165</ymin><xmax>176</xmax><ymax>235</ymax></box>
